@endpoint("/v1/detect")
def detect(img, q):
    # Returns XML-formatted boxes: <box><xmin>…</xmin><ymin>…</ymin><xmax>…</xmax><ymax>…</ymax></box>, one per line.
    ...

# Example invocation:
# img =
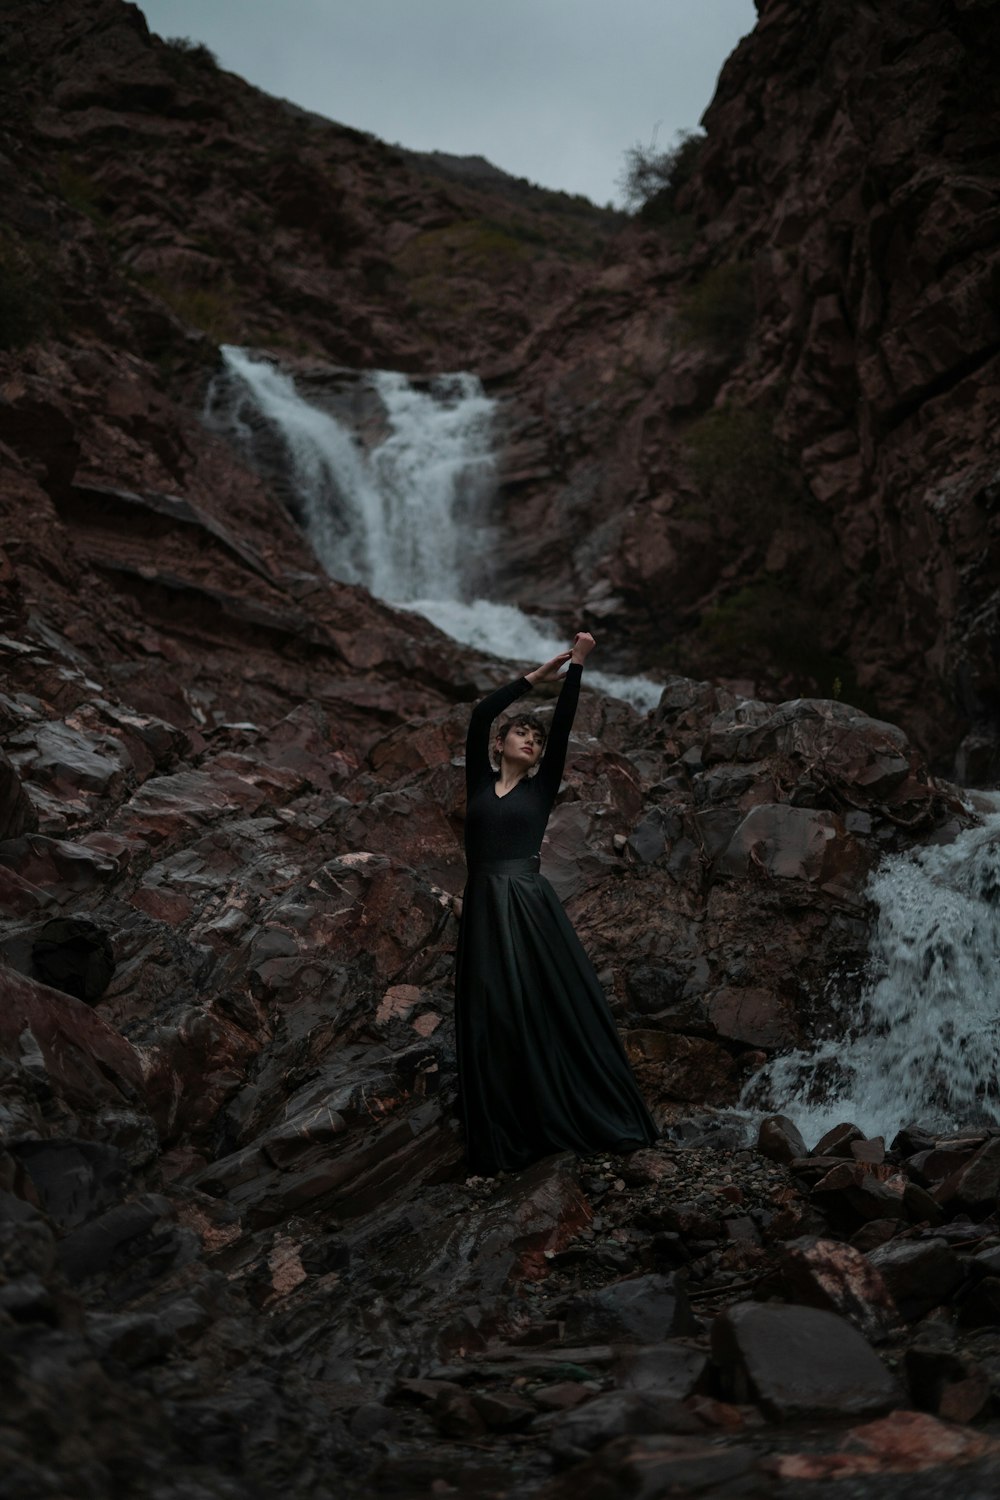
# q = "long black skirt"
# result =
<box><xmin>454</xmin><ymin>856</ymin><xmax>658</xmax><ymax>1174</ymax></box>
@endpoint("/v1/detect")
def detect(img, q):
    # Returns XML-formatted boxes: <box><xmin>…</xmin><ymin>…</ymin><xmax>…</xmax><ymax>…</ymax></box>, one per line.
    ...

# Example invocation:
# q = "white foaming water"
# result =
<box><xmin>742</xmin><ymin>799</ymin><xmax>1000</xmax><ymax>1147</ymax></box>
<box><xmin>211</xmin><ymin>347</ymin><xmax>663</xmax><ymax>712</ymax></box>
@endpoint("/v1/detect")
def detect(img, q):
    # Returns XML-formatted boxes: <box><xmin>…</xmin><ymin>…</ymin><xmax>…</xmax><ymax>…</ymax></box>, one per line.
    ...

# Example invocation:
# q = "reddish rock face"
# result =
<box><xmin>3</xmin><ymin>5</ymin><xmax>1000</xmax><ymax>1495</ymax></box>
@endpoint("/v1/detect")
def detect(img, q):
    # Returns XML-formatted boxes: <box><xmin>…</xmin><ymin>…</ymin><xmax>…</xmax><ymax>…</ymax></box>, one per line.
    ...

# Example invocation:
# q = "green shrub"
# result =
<box><xmin>163</xmin><ymin>36</ymin><xmax>219</xmax><ymax>69</ymax></box>
<box><xmin>692</xmin><ymin>580</ymin><xmax>867</xmax><ymax>703</ymax></box>
<box><xmin>619</xmin><ymin>129</ymin><xmax>705</xmax><ymax>214</ymax></box>
<box><xmin>684</xmin><ymin>403</ymin><xmax>795</xmax><ymax>536</ymax></box>
<box><xmin>677</xmin><ymin>261</ymin><xmax>755</xmax><ymax>350</ymax></box>
<box><xmin>137</xmin><ymin>273</ymin><xmax>242</xmax><ymax>344</ymax></box>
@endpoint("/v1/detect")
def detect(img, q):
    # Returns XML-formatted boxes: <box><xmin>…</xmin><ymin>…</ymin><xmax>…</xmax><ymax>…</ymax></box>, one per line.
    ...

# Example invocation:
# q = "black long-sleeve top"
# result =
<box><xmin>463</xmin><ymin>663</ymin><xmax>582</xmax><ymax>871</ymax></box>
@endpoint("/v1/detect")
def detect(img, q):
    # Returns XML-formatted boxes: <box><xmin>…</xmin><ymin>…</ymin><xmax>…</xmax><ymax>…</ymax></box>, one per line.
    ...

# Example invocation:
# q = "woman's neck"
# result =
<box><xmin>496</xmin><ymin>763</ymin><xmax>527</xmax><ymax>793</ymax></box>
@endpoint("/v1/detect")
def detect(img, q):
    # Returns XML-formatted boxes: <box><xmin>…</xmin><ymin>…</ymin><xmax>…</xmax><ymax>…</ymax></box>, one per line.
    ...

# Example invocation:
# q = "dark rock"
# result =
<box><xmin>905</xmin><ymin>1346</ymin><xmax>992</xmax><ymax>1423</ymax></box>
<box><xmin>563</xmin><ymin>1272</ymin><xmax>693</xmax><ymax>1344</ymax></box>
<box><xmin>935</xmin><ymin>1136</ymin><xmax>1000</xmax><ymax>1210</ymax></box>
<box><xmin>12</xmin><ymin>1139</ymin><xmax>131</xmax><ymax>1229</ymax></box>
<box><xmin>957</xmin><ymin>1277</ymin><xmax>1000</xmax><ymax>1330</ymax></box>
<box><xmin>778</xmin><ymin>1236</ymin><xmax>901</xmax><ymax>1343</ymax></box>
<box><xmin>907</xmin><ymin>1146</ymin><xmax>976</xmax><ymax>1184</ymax></box>
<box><xmin>471</xmin><ymin>1391</ymin><xmax>534</xmax><ymax>1431</ymax></box>
<box><xmin>548</xmin><ymin>1390</ymin><xmax>703</xmax><ymax>1465</ymax></box>
<box><xmin>31</xmin><ymin>916</ymin><xmax>115</xmax><ymax>1001</ymax></box>
<box><xmin>56</xmin><ymin>1193</ymin><xmax>176</xmax><ymax>1284</ymax></box>
<box><xmin>867</xmin><ymin>1237</ymin><xmax>963</xmax><ymax>1321</ymax></box>
<box><xmin>613</xmin><ymin>1341</ymin><xmax>710</xmax><ymax>1398</ymax></box>
<box><xmin>814</xmin><ymin>1123</ymin><xmax>866</xmax><ymax>1158</ymax></box>
<box><xmin>539</xmin><ymin>1434</ymin><xmax>757</xmax><ymax>1498</ymax></box>
<box><xmin>757</xmin><ymin>1114</ymin><xmax>807</xmax><ymax>1164</ymax></box>
<box><xmin>711</xmin><ymin>1302</ymin><xmax>901</xmax><ymax>1419</ymax></box>
<box><xmin>811</xmin><ymin>1161</ymin><xmax>908</xmax><ymax>1227</ymax></box>
<box><xmin>0</xmin><ymin>747</ymin><xmax>37</xmax><ymax>840</ymax></box>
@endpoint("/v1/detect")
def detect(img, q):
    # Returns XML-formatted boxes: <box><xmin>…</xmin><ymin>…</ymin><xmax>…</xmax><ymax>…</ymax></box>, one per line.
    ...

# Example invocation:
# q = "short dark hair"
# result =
<box><xmin>497</xmin><ymin>712</ymin><xmax>547</xmax><ymax>746</ymax></box>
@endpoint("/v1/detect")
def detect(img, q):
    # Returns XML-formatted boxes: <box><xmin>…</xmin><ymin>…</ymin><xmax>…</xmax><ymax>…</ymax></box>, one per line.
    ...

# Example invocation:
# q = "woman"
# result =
<box><xmin>455</xmin><ymin>630</ymin><xmax>658</xmax><ymax>1175</ymax></box>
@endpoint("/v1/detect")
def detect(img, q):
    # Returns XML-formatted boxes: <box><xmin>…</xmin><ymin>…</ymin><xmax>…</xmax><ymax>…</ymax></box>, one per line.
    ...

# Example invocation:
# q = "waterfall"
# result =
<box><xmin>207</xmin><ymin>347</ymin><xmax>663</xmax><ymax>711</ymax></box>
<box><xmin>742</xmin><ymin>798</ymin><xmax>1000</xmax><ymax>1146</ymax></box>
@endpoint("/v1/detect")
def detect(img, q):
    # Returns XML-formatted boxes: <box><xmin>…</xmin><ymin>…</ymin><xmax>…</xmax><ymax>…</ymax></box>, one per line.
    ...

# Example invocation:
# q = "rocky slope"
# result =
<box><xmin>2</xmin><ymin>1</ymin><xmax>1000</xmax><ymax>1496</ymax></box>
<box><xmin>487</xmin><ymin>0</ymin><xmax>1000</xmax><ymax>778</ymax></box>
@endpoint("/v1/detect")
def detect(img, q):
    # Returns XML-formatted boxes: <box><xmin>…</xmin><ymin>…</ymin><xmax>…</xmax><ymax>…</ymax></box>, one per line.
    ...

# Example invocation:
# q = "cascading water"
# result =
<box><xmin>741</xmin><ymin>796</ymin><xmax>1000</xmax><ymax>1147</ymax></box>
<box><xmin>207</xmin><ymin>346</ymin><xmax>663</xmax><ymax>711</ymax></box>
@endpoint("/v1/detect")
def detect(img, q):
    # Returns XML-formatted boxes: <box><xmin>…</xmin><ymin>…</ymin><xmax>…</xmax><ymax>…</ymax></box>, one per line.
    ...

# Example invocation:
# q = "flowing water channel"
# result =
<box><xmin>207</xmin><ymin>347</ymin><xmax>663</xmax><ymax>710</ymax></box>
<box><xmin>741</xmin><ymin>796</ymin><xmax>1000</xmax><ymax>1146</ymax></box>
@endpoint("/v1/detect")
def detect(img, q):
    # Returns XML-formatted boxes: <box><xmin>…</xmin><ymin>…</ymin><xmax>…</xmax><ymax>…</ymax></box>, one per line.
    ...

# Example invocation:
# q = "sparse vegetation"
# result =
<box><xmin>684</xmin><ymin>403</ymin><xmax>796</xmax><ymax>536</ymax></box>
<box><xmin>163</xmin><ymin>36</ymin><xmax>219</xmax><ymax>70</ymax></box>
<box><xmin>677</xmin><ymin>261</ymin><xmax>755</xmax><ymax>351</ymax></box>
<box><xmin>691</xmin><ymin>580</ymin><xmax>867</xmax><ymax>704</ymax></box>
<box><xmin>55</xmin><ymin>161</ymin><xmax>107</xmax><ymax>226</ymax></box>
<box><xmin>161</xmin><ymin>35</ymin><xmax>220</xmax><ymax>78</ymax></box>
<box><xmin>136</xmin><ymin>273</ymin><xmax>242</xmax><ymax>345</ymax></box>
<box><xmin>0</xmin><ymin>237</ymin><xmax>54</xmax><ymax>350</ymax></box>
<box><xmin>618</xmin><ymin>129</ymin><xmax>705</xmax><ymax>220</ymax></box>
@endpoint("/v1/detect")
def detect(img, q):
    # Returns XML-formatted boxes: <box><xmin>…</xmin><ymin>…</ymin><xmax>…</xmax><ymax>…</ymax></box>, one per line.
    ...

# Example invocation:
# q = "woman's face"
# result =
<box><xmin>497</xmin><ymin>722</ymin><xmax>544</xmax><ymax>768</ymax></box>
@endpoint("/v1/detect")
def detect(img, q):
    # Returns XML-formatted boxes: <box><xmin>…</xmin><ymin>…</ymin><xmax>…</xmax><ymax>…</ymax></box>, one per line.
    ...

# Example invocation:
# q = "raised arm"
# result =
<box><xmin>464</xmin><ymin>648</ymin><xmax>574</xmax><ymax>794</ymax></box>
<box><xmin>465</xmin><ymin>677</ymin><xmax>531</xmax><ymax>792</ymax></box>
<box><xmin>535</xmin><ymin>632</ymin><xmax>595</xmax><ymax>799</ymax></box>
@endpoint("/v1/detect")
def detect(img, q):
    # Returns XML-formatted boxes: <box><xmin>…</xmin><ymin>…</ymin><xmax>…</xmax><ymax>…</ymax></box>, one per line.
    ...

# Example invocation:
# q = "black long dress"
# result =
<box><xmin>455</xmin><ymin>663</ymin><xmax>658</xmax><ymax>1174</ymax></box>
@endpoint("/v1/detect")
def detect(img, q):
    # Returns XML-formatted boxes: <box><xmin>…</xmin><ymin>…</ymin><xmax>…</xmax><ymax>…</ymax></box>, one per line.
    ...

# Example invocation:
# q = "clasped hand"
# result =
<box><xmin>526</xmin><ymin>632</ymin><xmax>596</xmax><ymax>684</ymax></box>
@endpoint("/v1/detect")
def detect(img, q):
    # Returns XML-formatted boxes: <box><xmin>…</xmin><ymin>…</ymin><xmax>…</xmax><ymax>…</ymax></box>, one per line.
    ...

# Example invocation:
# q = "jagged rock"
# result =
<box><xmin>867</xmin><ymin>1237</ymin><xmax>963</xmax><ymax>1321</ymax></box>
<box><xmin>757</xmin><ymin>1115</ymin><xmax>807</xmax><ymax>1164</ymax></box>
<box><xmin>716</xmin><ymin>805</ymin><xmax>868</xmax><ymax>899</ymax></box>
<box><xmin>547</xmin><ymin>1390</ymin><xmax>703</xmax><ymax>1465</ymax></box>
<box><xmin>538</xmin><ymin>1434</ymin><xmax>757</xmax><ymax>1498</ymax></box>
<box><xmin>612</xmin><ymin>1341</ymin><xmax>710</xmax><ymax>1398</ymax></box>
<box><xmin>934</xmin><ymin>1135</ymin><xmax>1000</xmax><ymax>1210</ymax></box>
<box><xmin>0</xmin><ymin>748</ymin><xmax>37</xmax><ymax>840</ymax></box>
<box><xmin>11</xmin><ymin>1139</ymin><xmax>131</xmax><ymax>1229</ymax></box>
<box><xmin>766</xmin><ymin>1410</ymin><xmax>1000</xmax><ymax>1481</ymax></box>
<box><xmin>777</xmin><ymin>1235</ymin><xmax>901</xmax><ymax>1343</ymax></box>
<box><xmin>30</xmin><ymin>916</ymin><xmax>115</xmax><ymax>1001</ymax></box>
<box><xmin>814</xmin><ymin>1122</ymin><xmax>866</xmax><ymax>1158</ymax></box>
<box><xmin>562</xmin><ymin>1272</ymin><xmax>693</xmax><ymax>1344</ymax></box>
<box><xmin>905</xmin><ymin>1346</ymin><xmax>992</xmax><ymax>1423</ymax></box>
<box><xmin>811</xmin><ymin>1161</ymin><xmax>909</xmax><ymax>1227</ymax></box>
<box><xmin>711</xmin><ymin>1302</ymin><xmax>901</xmax><ymax>1419</ymax></box>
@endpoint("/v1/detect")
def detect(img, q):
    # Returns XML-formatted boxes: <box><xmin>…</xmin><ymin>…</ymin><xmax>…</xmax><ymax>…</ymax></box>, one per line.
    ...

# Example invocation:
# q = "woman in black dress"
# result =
<box><xmin>455</xmin><ymin>631</ymin><xmax>658</xmax><ymax>1175</ymax></box>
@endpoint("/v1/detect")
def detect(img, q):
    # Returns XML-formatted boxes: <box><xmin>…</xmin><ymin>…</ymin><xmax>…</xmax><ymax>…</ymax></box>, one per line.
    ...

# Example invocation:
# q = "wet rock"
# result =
<box><xmin>907</xmin><ymin>1145</ymin><xmax>976</xmax><ymax>1184</ymax></box>
<box><xmin>905</xmin><ymin>1345</ymin><xmax>992</xmax><ymax>1423</ymax></box>
<box><xmin>767</xmin><ymin>1410</ymin><xmax>1000</xmax><ymax>1481</ymax></box>
<box><xmin>711</xmin><ymin>1302</ymin><xmax>901</xmax><ymax>1419</ymax></box>
<box><xmin>814</xmin><ymin>1122</ymin><xmax>866</xmax><ymax>1158</ymax></box>
<box><xmin>756</xmin><ymin>1115</ymin><xmax>807</xmax><ymax>1165</ymax></box>
<box><xmin>706</xmin><ymin>987</ymin><xmax>797</xmax><ymax>1050</ymax></box>
<box><xmin>547</xmin><ymin>1389</ymin><xmax>703</xmax><ymax>1465</ymax></box>
<box><xmin>472</xmin><ymin>1390</ymin><xmax>534</xmax><ymax>1431</ymax></box>
<box><xmin>811</xmin><ymin>1161</ymin><xmax>908</xmax><ymax>1227</ymax></box>
<box><xmin>868</xmin><ymin>1237</ymin><xmax>963</xmax><ymax>1321</ymax></box>
<box><xmin>935</xmin><ymin>1135</ymin><xmax>1000</xmax><ymax>1211</ymax></box>
<box><xmin>539</xmin><ymin>1433</ymin><xmax>757</xmax><ymax>1498</ymax></box>
<box><xmin>717</xmin><ymin>804</ymin><xmax>868</xmax><ymax>899</ymax></box>
<box><xmin>563</xmin><ymin>1273</ymin><xmax>694</xmax><ymax>1344</ymax></box>
<box><xmin>613</xmin><ymin>1341</ymin><xmax>710</xmax><ymax>1398</ymax></box>
<box><xmin>778</xmin><ymin>1236</ymin><xmax>901</xmax><ymax>1342</ymax></box>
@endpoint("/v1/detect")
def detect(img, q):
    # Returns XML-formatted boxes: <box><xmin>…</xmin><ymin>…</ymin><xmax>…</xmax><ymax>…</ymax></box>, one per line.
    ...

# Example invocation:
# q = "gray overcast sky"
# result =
<box><xmin>137</xmin><ymin>1</ymin><xmax>757</xmax><ymax>206</ymax></box>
